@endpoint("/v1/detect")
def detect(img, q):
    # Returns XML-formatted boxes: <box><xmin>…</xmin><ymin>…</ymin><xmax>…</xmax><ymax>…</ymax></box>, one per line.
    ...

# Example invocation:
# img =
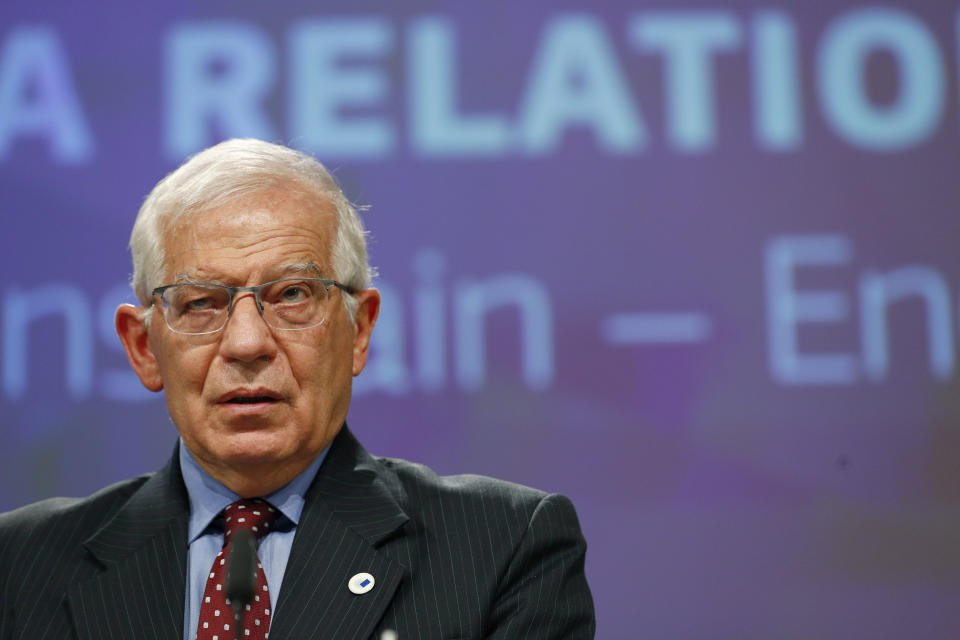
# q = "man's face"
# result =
<box><xmin>117</xmin><ymin>188</ymin><xmax>378</xmax><ymax>495</ymax></box>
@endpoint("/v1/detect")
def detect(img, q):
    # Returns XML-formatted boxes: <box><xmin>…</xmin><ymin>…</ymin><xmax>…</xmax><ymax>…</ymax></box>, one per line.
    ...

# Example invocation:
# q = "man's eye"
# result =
<box><xmin>278</xmin><ymin>284</ymin><xmax>311</xmax><ymax>302</ymax></box>
<box><xmin>183</xmin><ymin>297</ymin><xmax>215</xmax><ymax>312</ymax></box>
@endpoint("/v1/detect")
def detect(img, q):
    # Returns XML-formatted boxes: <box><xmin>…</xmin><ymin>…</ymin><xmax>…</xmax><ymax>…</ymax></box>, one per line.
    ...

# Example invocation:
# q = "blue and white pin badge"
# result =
<box><xmin>348</xmin><ymin>572</ymin><xmax>375</xmax><ymax>595</ymax></box>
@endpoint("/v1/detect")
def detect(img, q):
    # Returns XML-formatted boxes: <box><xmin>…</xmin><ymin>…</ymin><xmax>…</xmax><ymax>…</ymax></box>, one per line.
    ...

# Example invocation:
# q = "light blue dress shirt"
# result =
<box><xmin>179</xmin><ymin>441</ymin><xmax>328</xmax><ymax>640</ymax></box>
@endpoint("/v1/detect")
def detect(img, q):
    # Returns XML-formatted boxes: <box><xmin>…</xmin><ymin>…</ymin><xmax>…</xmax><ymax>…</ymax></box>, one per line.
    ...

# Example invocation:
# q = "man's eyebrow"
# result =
<box><xmin>169</xmin><ymin>263</ymin><xmax>328</xmax><ymax>285</ymax></box>
<box><xmin>280</xmin><ymin>262</ymin><xmax>326</xmax><ymax>276</ymax></box>
<box><xmin>173</xmin><ymin>272</ymin><xmax>204</xmax><ymax>284</ymax></box>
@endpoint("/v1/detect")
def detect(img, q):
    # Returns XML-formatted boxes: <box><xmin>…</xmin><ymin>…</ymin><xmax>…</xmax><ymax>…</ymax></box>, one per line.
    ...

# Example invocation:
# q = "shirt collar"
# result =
<box><xmin>179</xmin><ymin>439</ymin><xmax>328</xmax><ymax>544</ymax></box>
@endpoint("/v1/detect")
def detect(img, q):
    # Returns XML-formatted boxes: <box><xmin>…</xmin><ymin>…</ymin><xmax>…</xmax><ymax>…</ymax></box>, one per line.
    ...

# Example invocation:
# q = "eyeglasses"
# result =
<box><xmin>151</xmin><ymin>278</ymin><xmax>356</xmax><ymax>335</ymax></box>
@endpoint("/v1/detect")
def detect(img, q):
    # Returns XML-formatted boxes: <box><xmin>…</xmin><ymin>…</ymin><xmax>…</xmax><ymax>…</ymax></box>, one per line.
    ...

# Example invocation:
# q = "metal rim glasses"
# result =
<box><xmin>151</xmin><ymin>278</ymin><xmax>356</xmax><ymax>335</ymax></box>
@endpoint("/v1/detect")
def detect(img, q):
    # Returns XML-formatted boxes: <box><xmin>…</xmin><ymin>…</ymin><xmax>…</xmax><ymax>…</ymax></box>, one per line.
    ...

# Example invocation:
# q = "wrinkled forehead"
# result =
<box><xmin>159</xmin><ymin>187</ymin><xmax>337</xmax><ymax>282</ymax></box>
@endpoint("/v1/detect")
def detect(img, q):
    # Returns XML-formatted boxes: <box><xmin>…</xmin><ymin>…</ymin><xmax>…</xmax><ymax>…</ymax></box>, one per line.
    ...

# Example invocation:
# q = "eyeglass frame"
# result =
<box><xmin>150</xmin><ymin>277</ymin><xmax>358</xmax><ymax>335</ymax></box>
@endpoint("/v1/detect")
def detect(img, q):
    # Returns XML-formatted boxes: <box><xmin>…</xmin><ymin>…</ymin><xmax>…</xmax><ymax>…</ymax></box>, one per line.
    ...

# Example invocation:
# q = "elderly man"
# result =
<box><xmin>0</xmin><ymin>139</ymin><xmax>594</xmax><ymax>640</ymax></box>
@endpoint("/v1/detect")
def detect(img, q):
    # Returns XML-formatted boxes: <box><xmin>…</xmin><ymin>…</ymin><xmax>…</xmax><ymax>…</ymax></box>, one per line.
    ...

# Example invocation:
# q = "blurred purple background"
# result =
<box><xmin>2</xmin><ymin>1</ymin><xmax>960</xmax><ymax>636</ymax></box>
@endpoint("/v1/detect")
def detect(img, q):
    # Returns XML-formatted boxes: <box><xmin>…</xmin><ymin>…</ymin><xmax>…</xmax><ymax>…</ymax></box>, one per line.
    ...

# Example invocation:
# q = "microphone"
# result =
<box><xmin>226</xmin><ymin>528</ymin><xmax>258</xmax><ymax>640</ymax></box>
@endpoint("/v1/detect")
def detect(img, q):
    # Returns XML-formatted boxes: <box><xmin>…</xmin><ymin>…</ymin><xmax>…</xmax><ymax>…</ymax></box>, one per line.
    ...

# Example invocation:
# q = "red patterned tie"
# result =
<box><xmin>197</xmin><ymin>499</ymin><xmax>278</xmax><ymax>640</ymax></box>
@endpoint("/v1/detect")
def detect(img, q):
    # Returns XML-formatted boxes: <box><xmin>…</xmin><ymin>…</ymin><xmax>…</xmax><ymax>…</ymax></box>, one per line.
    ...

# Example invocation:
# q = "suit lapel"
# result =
<box><xmin>67</xmin><ymin>453</ymin><xmax>190</xmax><ymax>640</ymax></box>
<box><xmin>270</xmin><ymin>427</ymin><xmax>410</xmax><ymax>640</ymax></box>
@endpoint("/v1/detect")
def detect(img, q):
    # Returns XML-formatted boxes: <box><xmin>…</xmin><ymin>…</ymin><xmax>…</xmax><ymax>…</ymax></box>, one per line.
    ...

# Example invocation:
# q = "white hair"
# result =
<box><xmin>129</xmin><ymin>139</ymin><xmax>372</xmax><ymax>320</ymax></box>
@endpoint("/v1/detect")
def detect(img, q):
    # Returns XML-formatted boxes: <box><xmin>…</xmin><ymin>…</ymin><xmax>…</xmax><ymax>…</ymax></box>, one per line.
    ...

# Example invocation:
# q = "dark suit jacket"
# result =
<box><xmin>0</xmin><ymin>427</ymin><xmax>594</xmax><ymax>639</ymax></box>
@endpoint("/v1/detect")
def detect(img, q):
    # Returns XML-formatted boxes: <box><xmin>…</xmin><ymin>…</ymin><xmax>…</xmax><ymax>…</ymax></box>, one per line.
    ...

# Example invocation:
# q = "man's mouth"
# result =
<box><xmin>226</xmin><ymin>396</ymin><xmax>278</xmax><ymax>404</ymax></box>
<box><xmin>218</xmin><ymin>389</ymin><xmax>284</xmax><ymax>405</ymax></box>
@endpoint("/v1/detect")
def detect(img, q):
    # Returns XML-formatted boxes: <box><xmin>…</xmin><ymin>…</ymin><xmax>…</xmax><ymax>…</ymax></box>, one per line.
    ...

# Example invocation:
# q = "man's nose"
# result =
<box><xmin>218</xmin><ymin>293</ymin><xmax>278</xmax><ymax>363</ymax></box>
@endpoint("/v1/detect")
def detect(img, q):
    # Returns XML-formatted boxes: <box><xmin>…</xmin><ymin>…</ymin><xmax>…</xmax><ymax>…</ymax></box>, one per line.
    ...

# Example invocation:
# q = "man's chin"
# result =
<box><xmin>186</xmin><ymin>429</ymin><xmax>291</xmax><ymax>470</ymax></box>
<box><xmin>214</xmin><ymin>432</ymin><xmax>293</xmax><ymax>463</ymax></box>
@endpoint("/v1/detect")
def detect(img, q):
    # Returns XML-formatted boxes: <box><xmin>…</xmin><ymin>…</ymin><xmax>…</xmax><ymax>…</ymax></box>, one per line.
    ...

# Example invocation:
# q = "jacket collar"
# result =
<box><xmin>269</xmin><ymin>425</ymin><xmax>410</xmax><ymax>639</ymax></box>
<box><xmin>70</xmin><ymin>449</ymin><xmax>190</xmax><ymax>640</ymax></box>
<box><xmin>68</xmin><ymin>427</ymin><xmax>410</xmax><ymax>640</ymax></box>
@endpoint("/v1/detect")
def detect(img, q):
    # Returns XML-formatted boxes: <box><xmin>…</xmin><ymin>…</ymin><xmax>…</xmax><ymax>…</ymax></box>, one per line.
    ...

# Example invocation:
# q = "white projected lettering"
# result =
<box><xmin>290</xmin><ymin>18</ymin><xmax>395</xmax><ymax>158</ymax></box>
<box><xmin>2</xmin><ymin>284</ymin><xmax>94</xmax><ymax>399</ymax></box>
<box><xmin>751</xmin><ymin>11</ymin><xmax>802</xmax><ymax>150</ymax></box>
<box><xmin>817</xmin><ymin>8</ymin><xmax>945</xmax><ymax>151</ymax></box>
<box><xmin>4</xmin><ymin>239</ymin><xmax>957</xmax><ymax>401</ymax></box>
<box><xmin>764</xmin><ymin>234</ymin><xmax>958</xmax><ymax>386</ymax></box>
<box><xmin>859</xmin><ymin>267</ymin><xmax>955</xmax><ymax>381</ymax></box>
<box><xmin>0</xmin><ymin>26</ymin><xmax>93</xmax><ymax>163</ymax></box>
<box><xmin>454</xmin><ymin>274</ymin><xmax>554</xmax><ymax>391</ymax></box>
<box><xmin>2</xmin><ymin>8</ymin><xmax>956</xmax><ymax>162</ymax></box>
<box><xmin>165</xmin><ymin>22</ymin><xmax>277</xmax><ymax>159</ymax></box>
<box><xmin>519</xmin><ymin>14</ymin><xmax>645</xmax><ymax>154</ymax></box>
<box><xmin>765</xmin><ymin>235</ymin><xmax>858</xmax><ymax>385</ymax></box>
<box><xmin>0</xmin><ymin>249</ymin><xmax>554</xmax><ymax>400</ymax></box>
<box><xmin>630</xmin><ymin>11</ymin><xmax>741</xmax><ymax>152</ymax></box>
<box><xmin>356</xmin><ymin>249</ymin><xmax>555</xmax><ymax>395</ymax></box>
<box><xmin>412</xmin><ymin>248</ymin><xmax>447</xmax><ymax>392</ymax></box>
<box><xmin>408</xmin><ymin>17</ymin><xmax>509</xmax><ymax>156</ymax></box>
<box><xmin>154</xmin><ymin>7</ymin><xmax>958</xmax><ymax>159</ymax></box>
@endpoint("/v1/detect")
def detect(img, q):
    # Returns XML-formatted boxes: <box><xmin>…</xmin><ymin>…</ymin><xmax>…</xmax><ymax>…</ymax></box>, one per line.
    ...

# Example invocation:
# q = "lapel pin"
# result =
<box><xmin>348</xmin><ymin>572</ymin><xmax>375</xmax><ymax>595</ymax></box>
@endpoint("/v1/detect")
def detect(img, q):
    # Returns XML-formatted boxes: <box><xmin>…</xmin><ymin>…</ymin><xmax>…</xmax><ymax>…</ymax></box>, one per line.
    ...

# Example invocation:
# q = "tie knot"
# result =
<box><xmin>223</xmin><ymin>498</ymin><xmax>277</xmax><ymax>542</ymax></box>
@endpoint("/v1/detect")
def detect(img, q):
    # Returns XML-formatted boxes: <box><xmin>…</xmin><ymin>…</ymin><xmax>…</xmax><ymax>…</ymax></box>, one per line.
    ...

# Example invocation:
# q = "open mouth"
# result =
<box><xmin>218</xmin><ymin>389</ymin><xmax>283</xmax><ymax>406</ymax></box>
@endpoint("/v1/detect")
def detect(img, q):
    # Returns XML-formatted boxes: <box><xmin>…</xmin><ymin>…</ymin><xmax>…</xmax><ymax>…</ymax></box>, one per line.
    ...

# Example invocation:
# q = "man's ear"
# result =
<box><xmin>115</xmin><ymin>304</ymin><xmax>164</xmax><ymax>392</ymax></box>
<box><xmin>351</xmin><ymin>288</ymin><xmax>380</xmax><ymax>377</ymax></box>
